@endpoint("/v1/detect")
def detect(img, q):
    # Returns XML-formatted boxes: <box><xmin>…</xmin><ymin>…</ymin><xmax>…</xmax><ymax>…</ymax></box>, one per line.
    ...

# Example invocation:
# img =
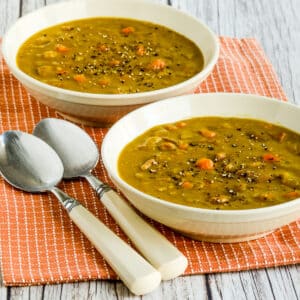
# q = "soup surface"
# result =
<box><xmin>118</xmin><ymin>117</ymin><xmax>300</xmax><ymax>210</ymax></box>
<box><xmin>17</xmin><ymin>17</ymin><xmax>204</xmax><ymax>94</ymax></box>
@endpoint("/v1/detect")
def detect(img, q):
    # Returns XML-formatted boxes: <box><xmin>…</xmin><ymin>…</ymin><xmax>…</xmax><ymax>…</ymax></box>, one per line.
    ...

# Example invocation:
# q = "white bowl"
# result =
<box><xmin>2</xmin><ymin>0</ymin><xmax>219</xmax><ymax>126</ymax></box>
<box><xmin>101</xmin><ymin>93</ymin><xmax>300</xmax><ymax>243</ymax></box>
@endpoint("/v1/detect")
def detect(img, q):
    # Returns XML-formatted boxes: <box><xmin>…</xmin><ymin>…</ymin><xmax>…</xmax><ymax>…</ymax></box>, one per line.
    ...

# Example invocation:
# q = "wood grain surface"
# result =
<box><xmin>0</xmin><ymin>0</ymin><xmax>299</xmax><ymax>299</ymax></box>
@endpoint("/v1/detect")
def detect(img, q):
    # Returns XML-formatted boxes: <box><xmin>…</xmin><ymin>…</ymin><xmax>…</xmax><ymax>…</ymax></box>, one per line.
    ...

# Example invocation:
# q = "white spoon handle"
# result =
<box><xmin>52</xmin><ymin>188</ymin><xmax>161</xmax><ymax>295</ymax></box>
<box><xmin>100</xmin><ymin>189</ymin><xmax>188</xmax><ymax>280</ymax></box>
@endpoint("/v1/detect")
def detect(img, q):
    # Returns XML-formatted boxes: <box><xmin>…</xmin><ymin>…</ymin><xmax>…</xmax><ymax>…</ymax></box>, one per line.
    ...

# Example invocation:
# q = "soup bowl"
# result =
<box><xmin>101</xmin><ymin>93</ymin><xmax>300</xmax><ymax>243</ymax></box>
<box><xmin>2</xmin><ymin>0</ymin><xmax>219</xmax><ymax>127</ymax></box>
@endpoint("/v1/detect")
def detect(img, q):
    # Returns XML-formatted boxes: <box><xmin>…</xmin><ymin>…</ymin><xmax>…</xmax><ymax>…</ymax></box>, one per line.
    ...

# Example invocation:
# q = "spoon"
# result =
<box><xmin>0</xmin><ymin>131</ymin><xmax>161</xmax><ymax>295</ymax></box>
<box><xmin>33</xmin><ymin>118</ymin><xmax>188</xmax><ymax>280</ymax></box>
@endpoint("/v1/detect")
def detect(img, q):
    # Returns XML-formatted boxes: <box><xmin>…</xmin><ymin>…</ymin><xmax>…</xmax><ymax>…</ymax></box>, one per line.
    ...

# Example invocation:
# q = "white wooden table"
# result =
<box><xmin>0</xmin><ymin>0</ymin><xmax>299</xmax><ymax>299</ymax></box>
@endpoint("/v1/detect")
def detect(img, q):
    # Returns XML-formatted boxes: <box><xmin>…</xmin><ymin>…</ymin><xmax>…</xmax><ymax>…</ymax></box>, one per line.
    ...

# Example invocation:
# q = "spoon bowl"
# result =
<box><xmin>33</xmin><ymin>119</ymin><xmax>98</xmax><ymax>178</ymax></box>
<box><xmin>0</xmin><ymin>131</ymin><xmax>63</xmax><ymax>192</ymax></box>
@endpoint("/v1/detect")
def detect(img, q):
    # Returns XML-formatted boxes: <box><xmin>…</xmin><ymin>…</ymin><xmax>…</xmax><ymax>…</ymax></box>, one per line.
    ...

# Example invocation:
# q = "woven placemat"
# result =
<box><xmin>0</xmin><ymin>37</ymin><xmax>299</xmax><ymax>286</ymax></box>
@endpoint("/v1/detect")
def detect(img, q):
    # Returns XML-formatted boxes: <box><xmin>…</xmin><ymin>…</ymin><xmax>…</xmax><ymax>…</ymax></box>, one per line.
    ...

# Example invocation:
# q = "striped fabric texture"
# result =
<box><xmin>0</xmin><ymin>37</ymin><xmax>299</xmax><ymax>286</ymax></box>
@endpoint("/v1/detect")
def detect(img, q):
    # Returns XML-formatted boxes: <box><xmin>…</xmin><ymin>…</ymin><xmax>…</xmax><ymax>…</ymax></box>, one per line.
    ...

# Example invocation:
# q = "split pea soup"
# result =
<box><xmin>17</xmin><ymin>17</ymin><xmax>204</xmax><ymax>94</ymax></box>
<box><xmin>118</xmin><ymin>117</ymin><xmax>300</xmax><ymax>210</ymax></box>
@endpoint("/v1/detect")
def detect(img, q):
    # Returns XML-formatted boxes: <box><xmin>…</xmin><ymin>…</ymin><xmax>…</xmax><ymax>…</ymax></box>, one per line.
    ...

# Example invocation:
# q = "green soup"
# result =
<box><xmin>118</xmin><ymin>117</ymin><xmax>300</xmax><ymax>210</ymax></box>
<box><xmin>17</xmin><ymin>17</ymin><xmax>204</xmax><ymax>94</ymax></box>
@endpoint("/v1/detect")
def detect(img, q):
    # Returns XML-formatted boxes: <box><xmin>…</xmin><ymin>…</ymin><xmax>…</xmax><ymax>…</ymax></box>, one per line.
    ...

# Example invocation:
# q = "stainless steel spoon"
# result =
<box><xmin>33</xmin><ymin>118</ymin><xmax>188</xmax><ymax>280</ymax></box>
<box><xmin>0</xmin><ymin>131</ymin><xmax>161</xmax><ymax>295</ymax></box>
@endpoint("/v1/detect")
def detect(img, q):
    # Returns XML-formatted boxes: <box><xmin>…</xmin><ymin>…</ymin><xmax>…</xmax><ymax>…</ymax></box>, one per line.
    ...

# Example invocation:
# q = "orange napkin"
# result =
<box><xmin>0</xmin><ymin>37</ymin><xmax>299</xmax><ymax>286</ymax></box>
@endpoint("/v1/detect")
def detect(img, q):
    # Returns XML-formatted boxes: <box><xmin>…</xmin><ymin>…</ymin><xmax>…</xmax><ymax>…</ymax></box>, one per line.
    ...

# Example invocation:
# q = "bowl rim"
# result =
<box><xmin>101</xmin><ymin>92</ymin><xmax>300</xmax><ymax>218</ymax></box>
<box><xmin>1</xmin><ymin>0</ymin><xmax>220</xmax><ymax>106</ymax></box>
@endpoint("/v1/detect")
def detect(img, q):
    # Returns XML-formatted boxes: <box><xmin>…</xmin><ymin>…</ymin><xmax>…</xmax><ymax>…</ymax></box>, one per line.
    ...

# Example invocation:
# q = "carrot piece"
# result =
<box><xmin>176</xmin><ymin>121</ymin><xmax>187</xmax><ymax>128</ymax></box>
<box><xmin>178</xmin><ymin>142</ymin><xmax>188</xmax><ymax>150</ymax></box>
<box><xmin>195</xmin><ymin>158</ymin><xmax>214</xmax><ymax>170</ymax></box>
<box><xmin>55</xmin><ymin>44</ymin><xmax>69</xmax><ymax>53</ymax></box>
<box><xmin>263</xmin><ymin>153</ymin><xmax>280</xmax><ymax>162</ymax></box>
<box><xmin>199</xmin><ymin>128</ymin><xmax>216</xmax><ymax>138</ymax></box>
<box><xmin>99</xmin><ymin>78</ymin><xmax>110</xmax><ymax>87</ymax></box>
<box><xmin>136</xmin><ymin>44</ymin><xmax>145</xmax><ymax>56</ymax></box>
<box><xmin>284</xmin><ymin>191</ymin><xmax>300</xmax><ymax>199</ymax></box>
<box><xmin>109</xmin><ymin>59</ymin><xmax>121</xmax><ymax>67</ymax></box>
<box><xmin>121</xmin><ymin>26</ymin><xmax>135</xmax><ymax>35</ymax></box>
<box><xmin>165</xmin><ymin>124</ymin><xmax>178</xmax><ymax>131</ymax></box>
<box><xmin>73</xmin><ymin>74</ymin><xmax>86</xmax><ymax>83</ymax></box>
<box><xmin>97</xmin><ymin>43</ymin><xmax>109</xmax><ymax>52</ymax></box>
<box><xmin>181</xmin><ymin>181</ymin><xmax>194</xmax><ymax>189</ymax></box>
<box><xmin>148</xmin><ymin>59</ymin><xmax>166</xmax><ymax>71</ymax></box>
